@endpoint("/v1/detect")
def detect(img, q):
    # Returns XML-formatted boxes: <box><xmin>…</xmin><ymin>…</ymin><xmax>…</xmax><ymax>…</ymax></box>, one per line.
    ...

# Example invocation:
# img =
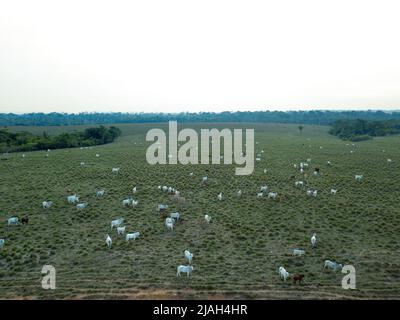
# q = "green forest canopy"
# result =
<box><xmin>330</xmin><ymin>119</ymin><xmax>400</xmax><ymax>141</ymax></box>
<box><xmin>0</xmin><ymin>126</ymin><xmax>121</xmax><ymax>153</ymax></box>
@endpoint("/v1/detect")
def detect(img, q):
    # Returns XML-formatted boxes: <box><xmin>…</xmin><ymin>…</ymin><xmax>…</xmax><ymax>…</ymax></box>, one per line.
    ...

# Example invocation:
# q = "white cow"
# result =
<box><xmin>237</xmin><ymin>190</ymin><xmax>242</xmax><ymax>197</ymax></box>
<box><xmin>257</xmin><ymin>192</ymin><xmax>264</xmax><ymax>198</ymax></box>
<box><xmin>307</xmin><ymin>190</ymin><xmax>317</xmax><ymax>197</ymax></box>
<box><xmin>111</xmin><ymin>218</ymin><xmax>124</xmax><ymax>229</ymax></box>
<box><xmin>122</xmin><ymin>198</ymin><xmax>132</xmax><ymax>207</ymax></box>
<box><xmin>80</xmin><ymin>162</ymin><xmax>85</xmax><ymax>167</ymax></box>
<box><xmin>184</xmin><ymin>250</ymin><xmax>193</xmax><ymax>264</ymax></box>
<box><xmin>106</xmin><ymin>235</ymin><xmax>112</xmax><ymax>248</ymax></box>
<box><xmin>311</xmin><ymin>233</ymin><xmax>317</xmax><ymax>248</ymax></box>
<box><xmin>67</xmin><ymin>195</ymin><xmax>79</xmax><ymax>204</ymax></box>
<box><xmin>268</xmin><ymin>192</ymin><xmax>278</xmax><ymax>200</ymax></box>
<box><xmin>324</xmin><ymin>260</ymin><xmax>343</xmax><ymax>271</ymax></box>
<box><xmin>126</xmin><ymin>232</ymin><xmax>140</xmax><ymax>241</ymax></box>
<box><xmin>165</xmin><ymin>217</ymin><xmax>175</xmax><ymax>225</ymax></box>
<box><xmin>42</xmin><ymin>201</ymin><xmax>53</xmax><ymax>209</ymax></box>
<box><xmin>76</xmin><ymin>202</ymin><xmax>88</xmax><ymax>210</ymax></box>
<box><xmin>170</xmin><ymin>212</ymin><xmax>180</xmax><ymax>221</ymax></box>
<box><xmin>217</xmin><ymin>193</ymin><xmax>223</xmax><ymax>201</ymax></box>
<box><xmin>0</xmin><ymin>239</ymin><xmax>4</xmax><ymax>248</ymax></box>
<box><xmin>295</xmin><ymin>181</ymin><xmax>304</xmax><ymax>187</ymax></box>
<box><xmin>7</xmin><ymin>217</ymin><xmax>18</xmax><ymax>226</ymax></box>
<box><xmin>112</xmin><ymin>167</ymin><xmax>120</xmax><ymax>174</ymax></box>
<box><xmin>263</xmin><ymin>169</ymin><xmax>267</xmax><ymax>174</ymax></box>
<box><xmin>177</xmin><ymin>265</ymin><xmax>194</xmax><ymax>277</ymax></box>
<box><xmin>260</xmin><ymin>186</ymin><xmax>268</xmax><ymax>193</ymax></box>
<box><xmin>387</xmin><ymin>159</ymin><xmax>392</xmax><ymax>163</ymax></box>
<box><xmin>278</xmin><ymin>266</ymin><xmax>290</xmax><ymax>281</ymax></box>
<box><xmin>96</xmin><ymin>190</ymin><xmax>105</xmax><ymax>197</ymax></box>
<box><xmin>166</xmin><ymin>221</ymin><xmax>174</xmax><ymax>231</ymax></box>
<box><xmin>96</xmin><ymin>154</ymin><xmax>100</xmax><ymax>157</ymax></box>
<box><xmin>355</xmin><ymin>174</ymin><xmax>364</xmax><ymax>181</ymax></box>
<box><xmin>117</xmin><ymin>226</ymin><xmax>126</xmax><ymax>236</ymax></box>
<box><xmin>330</xmin><ymin>189</ymin><xmax>337</xmax><ymax>195</ymax></box>
<box><xmin>202</xmin><ymin>176</ymin><xmax>208</xmax><ymax>184</ymax></box>
<box><xmin>293</xmin><ymin>249</ymin><xmax>305</xmax><ymax>257</ymax></box>
<box><xmin>132</xmin><ymin>186</ymin><xmax>137</xmax><ymax>194</ymax></box>
<box><xmin>327</xmin><ymin>161</ymin><xmax>332</xmax><ymax>166</ymax></box>
<box><xmin>204</xmin><ymin>214</ymin><xmax>211</xmax><ymax>223</ymax></box>
<box><xmin>131</xmin><ymin>199</ymin><xmax>139</xmax><ymax>207</ymax></box>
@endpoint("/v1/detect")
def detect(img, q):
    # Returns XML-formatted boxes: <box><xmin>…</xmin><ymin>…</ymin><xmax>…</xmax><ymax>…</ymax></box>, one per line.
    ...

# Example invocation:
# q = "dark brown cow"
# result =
<box><xmin>21</xmin><ymin>217</ymin><xmax>29</xmax><ymax>225</ymax></box>
<box><xmin>293</xmin><ymin>274</ymin><xmax>305</xmax><ymax>284</ymax></box>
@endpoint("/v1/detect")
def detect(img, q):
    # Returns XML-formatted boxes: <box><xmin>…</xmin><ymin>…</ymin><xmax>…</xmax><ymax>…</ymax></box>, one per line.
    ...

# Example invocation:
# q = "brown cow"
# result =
<box><xmin>21</xmin><ymin>217</ymin><xmax>29</xmax><ymax>225</ymax></box>
<box><xmin>293</xmin><ymin>274</ymin><xmax>305</xmax><ymax>284</ymax></box>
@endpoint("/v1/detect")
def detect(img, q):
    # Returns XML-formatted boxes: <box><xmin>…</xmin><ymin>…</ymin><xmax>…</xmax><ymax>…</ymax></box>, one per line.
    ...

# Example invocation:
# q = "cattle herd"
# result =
<box><xmin>0</xmin><ymin>140</ymin><xmax>386</xmax><ymax>288</ymax></box>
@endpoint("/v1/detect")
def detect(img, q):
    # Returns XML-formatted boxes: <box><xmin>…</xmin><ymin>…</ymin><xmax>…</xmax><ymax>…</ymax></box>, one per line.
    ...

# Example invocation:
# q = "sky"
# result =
<box><xmin>0</xmin><ymin>0</ymin><xmax>400</xmax><ymax>114</ymax></box>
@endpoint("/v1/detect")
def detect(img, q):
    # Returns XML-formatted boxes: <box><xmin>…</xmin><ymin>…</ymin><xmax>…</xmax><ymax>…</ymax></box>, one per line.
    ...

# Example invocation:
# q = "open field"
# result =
<box><xmin>1</xmin><ymin>122</ymin><xmax>400</xmax><ymax>299</ymax></box>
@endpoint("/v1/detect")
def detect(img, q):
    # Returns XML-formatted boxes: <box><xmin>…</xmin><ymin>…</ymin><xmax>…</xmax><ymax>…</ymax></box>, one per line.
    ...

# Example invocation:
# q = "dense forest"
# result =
<box><xmin>0</xmin><ymin>110</ymin><xmax>400</xmax><ymax>126</ymax></box>
<box><xmin>0</xmin><ymin>126</ymin><xmax>121</xmax><ymax>153</ymax></box>
<box><xmin>330</xmin><ymin>119</ymin><xmax>400</xmax><ymax>141</ymax></box>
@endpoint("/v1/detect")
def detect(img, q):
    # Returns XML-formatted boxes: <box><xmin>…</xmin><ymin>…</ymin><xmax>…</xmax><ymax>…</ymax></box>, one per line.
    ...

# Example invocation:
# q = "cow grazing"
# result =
<box><xmin>7</xmin><ymin>217</ymin><xmax>18</xmax><ymax>226</ymax></box>
<box><xmin>295</xmin><ymin>181</ymin><xmax>304</xmax><ymax>187</ymax></box>
<box><xmin>126</xmin><ymin>232</ymin><xmax>140</xmax><ymax>241</ymax></box>
<box><xmin>311</xmin><ymin>233</ymin><xmax>317</xmax><ymax>248</ymax></box>
<box><xmin>355</xmin><ymin>174</ymin><xmax>364</xmax><ymax>181</ymax></box>
<box><xmin>21</xmin><ymin>217</ymin><xmax>29</xmax><ymax>225</ymax></box>
<box><xmin>67</xmin><ymin>195</ymin><xmax>79</xmax><ymax>204</ymax></box>
<box><xmin>96</xmin><ymin>154</ymin><xmax>100</xmax><ymax>157</ymax></box>
<box><xmin>278</xmin><ymin>266</ymin><xmax>289</xmax><ymax>281</ymax></box>
<box><xmin>257</xmin><ymin>192</ymin><xmax>264</xmax><ymax>198</ymax></box>
<box><xmin>111</xmin><ymin>218</ymin><xmax>124</xmax><ymax>229</ymax></box>
<box><xmin>314</xmin><ymin>167</ymin><xmax>320</xmax><ymax>173</ymax></box>
<box><xmin>106</xmin><ymin>235</ymin><xmax>112</xmax><ymax>248</ymax></box>
<box><xmin>157</xmin><ymin>204</ymin><xmax>169</xmax><ymax>213</ymax></box>
<box><xmin>324</xmin><ymin>260</ymin><xmax>343</xmax><ymax>271</ymax></box>
<box><xmin>260</xmin><ymin>186</ymin><xmax>268</xmax><ymax>193</ymax></box>
<box><xmin>166</xmin><ymin>221</ymin><xmax>174</xmax><ymax>231</ymax></box>
<box><xmin>131</xmin><ymin>199</ymin><xmax>139</xmax><ymax>207</ymax></box>
<box><xmin>117</xmin><ymin>226</ymin><xmax>126</xmax><ymax>236</ymax></box>
<box><xmin>177</xmin><ymin>265</ymin><xmax>194</xmax><ymax>277</ymax></box>
<box><xmin>42</xmin><ymin>201</ymin><xmax>53</xmax><ymax>209</ymax></box>
<box><xmin>330</xmin><ymin>189</ymin><xmax>338</xmax><ymax>195</ymax></box>
<box><xmin>217</xmin><ymin>193</ymin><xmax>223</xmax><ymax>201</ymax></box>
<box><xmin>170</xmin><ymin>212</ymin><xmax>180</xmax><ymax>221</ymax></box>
<box><xmin>204</xmin><ymin>214</ymin><xmax>211</xmax><ymax>223</ymax></box>
<box><xmin>293</xmin><ymin>249</ymin><xmax>305</xmax><ymax>257</ymax></box>
<box><xmin>184</xmin><ymin>250</ymin><xmax>194</xmax><ymax>264</ymax></box>
<box><xmin>268</xmin><ymin>192</ymin><xmax>278</xmax><ymax>200</ymax></box>
<box><xmin>307</xmin><ymin>190</ymin><xmax>317</xmax><ymax>197</ymax></box>
<box><xmin>237</xmin><ymin>190</ymin><xmax>242</xmax><ymax>198</ymax></box>
<box><xmin>293</xmin><ymin>274</ymin><xmax>305</xmax><ymax>284</ymax></box>
<box><xmin>112</xmin><ymin>167</ymin><xmax>120</xmax><ymax>174</ymax></box>
<box><xmin>122</xmin><ymin>198</ymin><xmax>132</xmax><ymax>207</ymax></box>
<box><xmin>0</xmin><ymin>239</ymin><xmax>4</xmax><ymax>248</ymax></box>
<box><xmin>96</xmin><ymin>190</ymin><xmax>105</xmax><ymax>197</ymax></box>
<box><xmin>132</xmin><ymin>186</ymin><xmax>137</xmax><ymax>194</ymax></box>
<box><xmin>76</xmin><ymin>202</ymin><xmax>88</xmax><ymax>210</ymax></box>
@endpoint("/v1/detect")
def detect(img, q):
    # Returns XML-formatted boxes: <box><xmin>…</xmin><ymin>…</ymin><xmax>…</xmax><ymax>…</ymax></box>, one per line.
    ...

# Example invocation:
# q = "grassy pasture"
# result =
<box><xmin>0</xmin><ymin>122</ymin><xmax>400</xmax><ymax>299</ymax></box>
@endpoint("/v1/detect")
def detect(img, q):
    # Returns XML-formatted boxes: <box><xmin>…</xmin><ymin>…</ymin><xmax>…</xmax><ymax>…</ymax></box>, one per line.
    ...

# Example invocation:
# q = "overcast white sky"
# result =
<box><xmin>1</xmin><ymin>0</ymin><xmax>400</xmax><ymax>114</ymax></box>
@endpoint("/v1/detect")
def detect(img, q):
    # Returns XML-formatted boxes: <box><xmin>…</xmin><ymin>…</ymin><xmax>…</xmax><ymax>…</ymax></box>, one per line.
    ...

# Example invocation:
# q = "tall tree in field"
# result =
<box><xmin>298</xmin><ymin>125</ymin><xmax>304</xmax><ymax>136</ymax></box>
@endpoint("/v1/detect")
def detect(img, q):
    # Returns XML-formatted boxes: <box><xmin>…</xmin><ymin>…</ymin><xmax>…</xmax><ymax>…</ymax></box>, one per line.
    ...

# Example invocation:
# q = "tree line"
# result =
<box><xmin>0</xmin><ymin>126</ymin><xmax>121</xmax><ymax>153</ymax></box>
<box><xmin>1</xmin><ymin>110</ymin><xmax>400</xmax><ymax>126</ymax></box>
<box><xmin>329</xmin><ymin>119</ymin><xmax>400</xmax><ymax>141</ymax></box>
